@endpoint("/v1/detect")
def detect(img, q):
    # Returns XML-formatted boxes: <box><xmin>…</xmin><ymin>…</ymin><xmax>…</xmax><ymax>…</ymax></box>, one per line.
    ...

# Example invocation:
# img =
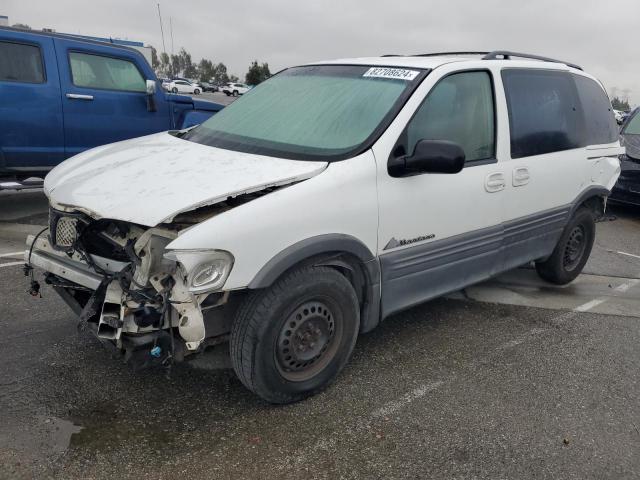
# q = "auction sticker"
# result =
<box><xmin>363</xmin><ymin>67</ymin><xmax>419</xmax><ymax>81</ymax></box>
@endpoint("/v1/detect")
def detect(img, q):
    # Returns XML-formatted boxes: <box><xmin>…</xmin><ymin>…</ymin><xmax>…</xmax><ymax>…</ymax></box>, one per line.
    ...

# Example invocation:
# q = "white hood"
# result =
<box><xmin>45</xmin><ymin>132</ymin><xmax>328</xmax><ymax>226</ymax></box>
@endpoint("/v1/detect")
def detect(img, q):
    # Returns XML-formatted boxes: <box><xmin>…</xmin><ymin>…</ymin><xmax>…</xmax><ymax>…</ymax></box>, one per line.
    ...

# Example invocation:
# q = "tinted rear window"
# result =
<box><xmin>573</xmin><ymin>74</ymin><xmax>618</xmax><ymax>145</ymax></box>
<box><xmin>502</xmin><ymin>69</ymin><xmax>582</xmax><ymax>159</ymax></box>
<box><xmin>0</xmin><ymin>41</ymin><xmax>44</xmax><ymax>83</ymax></box>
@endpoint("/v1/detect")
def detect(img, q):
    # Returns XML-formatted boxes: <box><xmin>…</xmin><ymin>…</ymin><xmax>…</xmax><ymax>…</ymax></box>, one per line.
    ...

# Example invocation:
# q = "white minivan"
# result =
<box><xmin>28</xmin><ymin>51</ymin><xmax>622</xmax><ymax>403</ymax></box>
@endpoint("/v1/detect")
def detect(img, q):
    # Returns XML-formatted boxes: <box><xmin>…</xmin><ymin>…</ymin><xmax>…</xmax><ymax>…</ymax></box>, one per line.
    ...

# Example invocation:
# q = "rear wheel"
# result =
<box><xmin>230</xmin><ymin>266</ymin><xmax>360</xmax><ymax>404</ymax></box>
<box><xmin>535</xmin><ymin>207</ymin><xmax>595</xmax><ymax>285</ymax></box>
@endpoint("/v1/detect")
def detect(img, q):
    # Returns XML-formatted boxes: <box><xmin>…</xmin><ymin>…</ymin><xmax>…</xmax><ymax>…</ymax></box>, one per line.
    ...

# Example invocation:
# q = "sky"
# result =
<box><xmin>3</xmin><ymin>0</ymin><xmax>638</xmax><ymax>105</ymax></box>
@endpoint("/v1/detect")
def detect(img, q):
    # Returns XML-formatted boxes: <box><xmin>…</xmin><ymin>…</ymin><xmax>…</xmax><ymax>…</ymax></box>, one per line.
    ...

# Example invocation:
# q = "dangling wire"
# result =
<box><xmin>24</xmin><ymin>226</ymin><xmax>49</xmax><ymax>297</ymax></box>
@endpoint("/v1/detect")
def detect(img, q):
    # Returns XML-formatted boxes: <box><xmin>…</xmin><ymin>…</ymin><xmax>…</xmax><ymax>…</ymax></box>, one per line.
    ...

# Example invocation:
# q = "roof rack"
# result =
<box><xmin>482</xmin><ymin>50</ymin><xmax>582</xmax><ymax>71</ymax></box>
<box><xmin>413</xmin><ymin>51</ymin><xmax>489</xmax><ymax>57</ymax></box>
<box><xmin>382</xmin><ymin>52</ymin><xmax>489</xmax><ymax>58</ymax></box>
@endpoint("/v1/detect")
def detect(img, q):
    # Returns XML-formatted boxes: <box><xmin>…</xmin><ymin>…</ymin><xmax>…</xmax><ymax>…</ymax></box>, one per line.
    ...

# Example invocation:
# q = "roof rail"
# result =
<box><xmin>482</xmin><ymin>50</ymin><xmax>582</xmax><ymax>71</ymax></box>
<box><xmin>412</xmin><ymin>51</ymin><xmax>489</xmax><ymax>57</ymax></box>
<box><xmin>382</xmin><ymin>52</ymin><xmax>489</xmax><ymax>58</ymax></box>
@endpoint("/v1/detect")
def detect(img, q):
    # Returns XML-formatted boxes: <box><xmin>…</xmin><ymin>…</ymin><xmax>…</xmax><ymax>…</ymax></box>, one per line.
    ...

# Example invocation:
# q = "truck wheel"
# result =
<box><xmin>172</xmin><ymin>87</ymin><xmax>178</xmax><ymax>93</ymax></box>
<box><xmin>194</xmin><ymin>88</ymin><xmax>200</xmax><ymax>95</ymax></box>
<box><xmin>230</xmin><ymin>265</ymin><xmax>360</xmax><ymax>404</ymax></box>
<box><xmin>535</xmin><ymin>207</ymin><xmax>595</xmax><ymax>285</ymax></box>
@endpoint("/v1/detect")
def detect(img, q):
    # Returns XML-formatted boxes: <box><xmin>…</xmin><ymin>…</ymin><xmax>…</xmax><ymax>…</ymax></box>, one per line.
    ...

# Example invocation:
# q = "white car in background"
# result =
<box><xmin>222</xmin><ymin>82</ymin><xmax>250</xmax><ymax>96</ymax></box>
<box><xmin>614</xmin><ymin>109</ymin><xmax>625</xmax><ymax>125</ymax></box>
<box><xmin>167</xmin><ymin>80</ymin><xmax>201</xmax><ymax>94</ymax></box>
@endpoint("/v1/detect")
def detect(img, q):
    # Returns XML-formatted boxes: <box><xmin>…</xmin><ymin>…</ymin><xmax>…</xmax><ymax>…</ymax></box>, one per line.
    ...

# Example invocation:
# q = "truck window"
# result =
<box><xmin>0</xmin><ymin>41</ymin><xmax>44</xmax><ymax>83</ymax></box>
<box><xmin>502</xmin><ymin>69</ymin><xmax>582</xmax><ymax>159</ymax></box>
<box><xmin>69</xmin><ymin>52</ymin><xmax>145</xmax><ymax>92</ymax></box>
<box><xmin>405</xmin><ymin>71</ymin><xmax>495</xmax><ymax>163</ymax></box>
<box><xmin>573</xmin><ymin>74</ymin><xmax>618</xmax><ymax>145</ymax></box>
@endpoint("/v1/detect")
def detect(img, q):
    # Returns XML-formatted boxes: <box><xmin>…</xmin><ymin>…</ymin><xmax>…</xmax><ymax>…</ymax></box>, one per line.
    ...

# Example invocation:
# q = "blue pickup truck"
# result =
<box><xmin>0</xmin><ymin>26</ymin><xmax>223</xmax><ymax>182</ymax></box>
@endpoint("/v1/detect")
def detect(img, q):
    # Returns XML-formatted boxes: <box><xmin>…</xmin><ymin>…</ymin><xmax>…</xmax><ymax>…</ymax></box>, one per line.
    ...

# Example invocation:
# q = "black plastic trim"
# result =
<box><xmin>248</xmin><ymin>234</ymin><xmax>377</xmax><ymax>289</ymax></box>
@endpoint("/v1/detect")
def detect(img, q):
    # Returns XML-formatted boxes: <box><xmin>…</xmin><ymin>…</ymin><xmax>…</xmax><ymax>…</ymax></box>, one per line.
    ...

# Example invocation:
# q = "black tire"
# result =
<box><xmin>535</xmin><ymin>207</ymin><xmax>595</xmax><ymax>285</ymax></box>
<box><xmin>224</xmin><ymin>91</ymin><xmax>230</xmax><ymax>96</ymax></box>
<box><xmin>230</xmin><ymin>266</ymin><xmax>360</xmax><ymax>404</ymax></box>
<box><xmin>194</xmin><ymin>88</ymin><xmax>200</xmax><ymax>95</ymax></box>
<box><xmin>233</xmin><ymin>90</ymin><xmax>239</xmax><ymax>97</ymax></box>
<box><xmin>171</xmin><ymin>87</ymin><xmax>178</xmax><ymax>93</ymax></box>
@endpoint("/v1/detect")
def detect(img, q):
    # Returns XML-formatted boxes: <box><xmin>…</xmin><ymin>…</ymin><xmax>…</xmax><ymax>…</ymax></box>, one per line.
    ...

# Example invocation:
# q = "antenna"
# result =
<box><xmin>170</xmin><ymin>17</ymin><xmax>174</xmax><ymax>57</ymax></box>
<box><xmin>156</xmin><ymin>3</ymin><xmax>167</xmax><ymax>56</ymax></box>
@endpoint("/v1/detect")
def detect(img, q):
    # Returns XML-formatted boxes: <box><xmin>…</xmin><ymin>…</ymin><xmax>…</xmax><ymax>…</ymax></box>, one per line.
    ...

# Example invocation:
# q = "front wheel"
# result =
<box><xmin>232</xmin><ymin>90</ymin><xmax>239</xmax><ymax>97</ymax></box>
<box><xmin>230</xmin><ymin>266</ymin><xmax>360</xmax><ymax>404</ymax></box>
<box><xmin>535</xmin><ymin>207</ymin><xmax>595</xmax><ymax>285</ymax></box>
<box><xmin>193</xmin><ymin>88</ymin><xmax>200</xmax><ymax>94</ymax></box>
<box><xmin>171</xmin><ymin>87</ymin><xmax>178</xmax><ymax>93</ymax></box>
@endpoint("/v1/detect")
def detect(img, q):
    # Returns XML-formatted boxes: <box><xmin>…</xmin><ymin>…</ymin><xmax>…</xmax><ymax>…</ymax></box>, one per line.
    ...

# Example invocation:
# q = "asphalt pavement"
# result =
<box><xmin>1</xmin><ymin>194</ymin><xmax>640</xmax><ymax>479</ymax></box>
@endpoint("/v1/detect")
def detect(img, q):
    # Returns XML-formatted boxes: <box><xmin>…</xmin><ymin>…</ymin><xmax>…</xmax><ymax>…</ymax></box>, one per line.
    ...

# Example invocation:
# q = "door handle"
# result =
<box><xmin>485</xmin><ymin>172</ymin><xmax>505</xmax><ymax>193</ymax></box>
<box><xmin>512</xmin><ymin>167</ymin><xmax>530</xmax><ymax>186</ymax></box>
<box><xmin>66</xmin><ymin>93</ymin><xmax>94</xmax><ymax>100</ymax></box>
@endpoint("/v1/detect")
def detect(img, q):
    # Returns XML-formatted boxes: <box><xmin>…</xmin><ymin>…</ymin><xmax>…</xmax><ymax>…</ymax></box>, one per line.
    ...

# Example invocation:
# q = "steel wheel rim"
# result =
<box><xmin>275</xmin><ymin>298</ymin><xmax>342</xmax><ymax>382</ymax></box>
<box><xmin>563</xmin><ymin>225</ymin><xmax>586</xmax><ymax>271</ymax></box>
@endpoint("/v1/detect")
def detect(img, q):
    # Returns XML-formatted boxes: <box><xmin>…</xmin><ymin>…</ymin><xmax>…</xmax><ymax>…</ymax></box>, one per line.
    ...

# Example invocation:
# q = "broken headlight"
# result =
<box><xmin>163</xmin><ymin>249</ymin><xmax>234</xmax><ymax>294</ymax></box>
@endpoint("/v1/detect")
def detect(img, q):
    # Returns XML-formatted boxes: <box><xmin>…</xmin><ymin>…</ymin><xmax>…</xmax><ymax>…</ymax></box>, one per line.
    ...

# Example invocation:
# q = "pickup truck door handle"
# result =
<box><xmin>485</xmin><ymin>172</ymin><xmax>506</xmax><ymax>193</ymax></box>
<box><xmin>512</xmin><ymin>167</ymin><xmax>530</xmax><ymax>187</ymax></box>
<box><xmin>66</xmin><ymin>93</ymin><xmax>94</xmax><ymax>100</ymax></box>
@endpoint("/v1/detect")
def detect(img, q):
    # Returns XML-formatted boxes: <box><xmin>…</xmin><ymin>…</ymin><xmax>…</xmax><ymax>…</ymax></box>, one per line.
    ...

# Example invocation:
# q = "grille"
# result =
<box><xmin>49</xmin><ymin>209</ymin><xmax>85</xmax><ymax>251</ymax></box>
<box><xmin>55</xmin><ymin>216</ymin><xmax>78</xmax><ymax>247</ymax></box>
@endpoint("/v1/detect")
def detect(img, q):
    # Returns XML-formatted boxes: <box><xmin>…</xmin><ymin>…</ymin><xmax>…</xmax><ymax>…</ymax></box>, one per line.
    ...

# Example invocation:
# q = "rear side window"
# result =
<box><xmin>404</xmin><ymin>71</ymin><xmax>496</xmax><ymax>162</ymax></box>
<box><xmin>573</xmin><ymin>75</ymin><xmax>618</xmax><ymax>145</ymax></box>
<box><xmin>69</xmin><ymin>52</ymin><xmax>145</xmax><ymax>92</ymax></box>
<box><xmin>502</xmin><ymin>69</ymin><xmax>582</xmax><ymax>159</ymax></box>
<box><xmin>0</xmin><ymin>41</ymin><xmax>44</xmax><ymax>83</ymax></box>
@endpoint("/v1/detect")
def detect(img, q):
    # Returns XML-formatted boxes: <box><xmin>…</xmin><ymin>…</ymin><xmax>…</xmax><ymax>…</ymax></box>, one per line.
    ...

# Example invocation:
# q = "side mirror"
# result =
<box><xmin>146</xmin><ymin>80</ymin><xmax>157</xmax><ymax>112</ymax></box>
<box><xmin>388</xmin><ymin>139</ymin><xmax>465</xmax><ymax>177</ymax></box>
<box><xmin>146</xmin><ymin>79</ymin><xmax>157</xmax><ymax>95</ymax></box>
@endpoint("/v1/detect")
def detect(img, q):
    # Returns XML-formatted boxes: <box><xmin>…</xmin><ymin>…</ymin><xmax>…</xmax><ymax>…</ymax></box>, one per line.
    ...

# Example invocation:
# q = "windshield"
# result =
<box><xmin>184</xmin><ymin>65</ymin><xmax>426</xmax><ymax>160</ymax></box>
<box><xmin>623</xmin><ymin>110</ymin><xmax>640</xmax><ymax>135</ymax></box>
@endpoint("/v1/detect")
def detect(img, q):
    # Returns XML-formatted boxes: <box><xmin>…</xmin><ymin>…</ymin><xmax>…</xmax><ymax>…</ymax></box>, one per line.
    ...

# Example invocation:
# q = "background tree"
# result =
<box><xmin>149</xmin><ymin>45</ymin><xmax>241</xmax><ymax>84</ymax></box>
<box><xmin>212</xmin><ymin>63</ymin><xmax>230</xmax><ymax>84</ymax></box>
<box><xmin>197</xmin><ymin>59</ymin><xmax>215</xmax><ymax>83</ymax></box>
<box><xmin>158</xmin><ymin>52</ymin><xmax>171</xmax><ymax>78</ymax></box>
<box><xmin>151</xmin><ymin>46</ymin><xmax>160</xmax><ymax>72</ymax></box>
<box><xmin>612</xmin><ymin>96</ymin><xmax>631</xmax><ymax>111</ymax></box>
<box><xmin>11</xmin><ymin>23</ymin><xmax>31</xmax><ymax>30</ymax></box>
<box><xmin>245</xmin><ymin>60</ymin><xmax>271</xmax><ymax>85</ymax></box>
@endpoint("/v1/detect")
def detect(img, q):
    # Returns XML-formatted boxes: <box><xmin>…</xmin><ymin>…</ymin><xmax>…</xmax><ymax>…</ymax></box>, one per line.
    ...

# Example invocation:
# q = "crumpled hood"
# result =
<box><xmin>622</xmin><ymin>133</ymin><xmax>640</xmax><ymax>160</ymax></box>
<box><xmin>45</xmin><ymin>132</ymin><xmax>328</xmax><ymax>226</ymax></box>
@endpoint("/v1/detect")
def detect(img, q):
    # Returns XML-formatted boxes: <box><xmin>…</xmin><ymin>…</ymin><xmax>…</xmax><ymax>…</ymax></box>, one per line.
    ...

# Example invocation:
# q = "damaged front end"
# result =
<box><xmin>26</xmin><ymin>206</ymin><xmax>238</xmax><ymax>368</ymax></box>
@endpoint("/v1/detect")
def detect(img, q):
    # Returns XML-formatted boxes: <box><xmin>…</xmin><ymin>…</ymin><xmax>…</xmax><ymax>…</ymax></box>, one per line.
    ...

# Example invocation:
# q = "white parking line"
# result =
<box><xmin>0</xmin><ymin>251</ymin><xmax>24</xmax><ymax>258</ymax></box>
<box><xmin>606</xmin><ymin>249</ymin><xmax>640</xmax><ymax>260</ymax></box>
<box><xmin>372</xmin><ymin>381</ymin><xmax>444</xmax><ymax>418</ymax></box>
<box><xmin>573</xmin><ymin>279</ymin><xmax>640</xmax><ymax>312</ymax></box>
<box><xmin>617</xmin><ymin>251</ymin><xmax>640</xmax><ymax>260</ymax></box>
<box><xmin>0</xmin><ymin>261</ymin><xmax>24</xmax><ymax>268</ymax></box>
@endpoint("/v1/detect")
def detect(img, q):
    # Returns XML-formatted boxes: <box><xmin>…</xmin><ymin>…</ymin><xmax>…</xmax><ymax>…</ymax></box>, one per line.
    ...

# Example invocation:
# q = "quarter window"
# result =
<box><xmin>502</xmin><ymin>69</ymin><xmax>582</xmax><ymax>159</ymax></box>
<box><xmin>573</xmin><ymin>75</ymin><xmax>618</xmax><ymax>145</ymax></box>
<box><xmin>69</xmin><ymin>52</ymin><xmax>145</xmax><ymax>92</ymax></box>
<box><xmin>0</xmin><ymin>41</ymin><xmax>44</xmax><ymax>83</ymax></box>
<box><xmin>404</xmin><ymin>71</ymin><xmax>495</xmax><ymax>163</ymax></box>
